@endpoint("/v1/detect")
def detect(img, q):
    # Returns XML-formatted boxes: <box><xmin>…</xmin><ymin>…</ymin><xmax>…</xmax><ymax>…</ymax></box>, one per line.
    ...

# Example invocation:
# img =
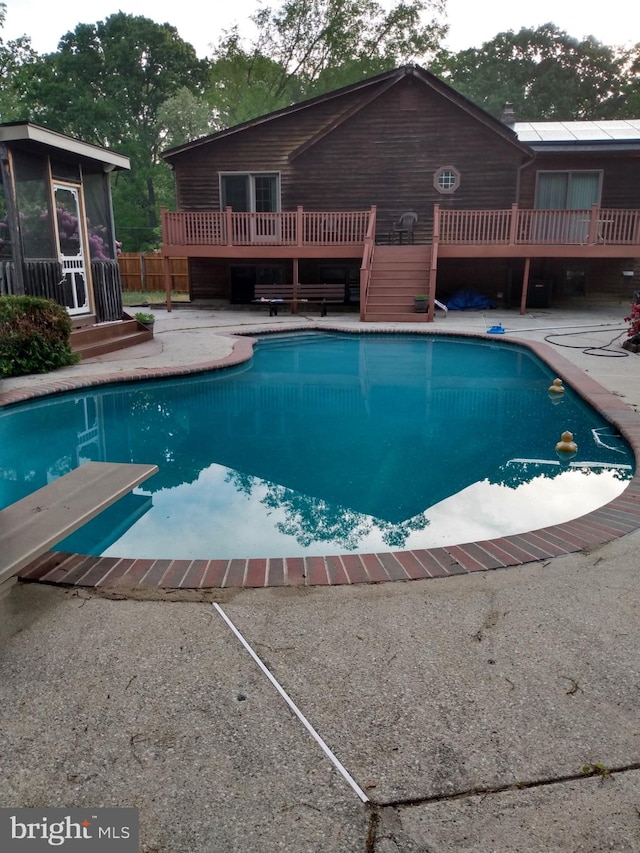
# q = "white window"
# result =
<box><xmin>220</xmin><ymin>173</ymin><xmax>280</xmax><ymax>212</ymax></box>
<box><xmin>434</xmin><ymin>166</ymin><xmax>460</xmax><ymax>194</ymax></box>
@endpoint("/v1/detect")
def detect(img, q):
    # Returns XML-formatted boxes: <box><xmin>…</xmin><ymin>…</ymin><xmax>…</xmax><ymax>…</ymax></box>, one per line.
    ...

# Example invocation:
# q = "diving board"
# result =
<box><xmin>0</xmin><ymin>461</ymin><xmax>158</xmax><ymax>599</ymax></box>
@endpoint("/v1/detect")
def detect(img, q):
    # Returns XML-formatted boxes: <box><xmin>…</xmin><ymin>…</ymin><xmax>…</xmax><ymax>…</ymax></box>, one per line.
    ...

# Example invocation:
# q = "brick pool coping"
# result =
<box><xmin>4</xmin><ymin>326</ymin><xmax>640</xmax><ymax>591</ymax></box>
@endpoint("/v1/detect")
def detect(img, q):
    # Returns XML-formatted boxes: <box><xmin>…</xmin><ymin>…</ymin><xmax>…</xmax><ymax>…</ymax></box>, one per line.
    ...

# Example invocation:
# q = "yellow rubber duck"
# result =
<box><xmin>548</xmin><ymin>378</ymin><xmax>565</xmax><ymax>395</ymax></box>
<box><xmin>556</xmin><ymin>430</ymin><xmax>578</xmax><ymax>459</ymax></box>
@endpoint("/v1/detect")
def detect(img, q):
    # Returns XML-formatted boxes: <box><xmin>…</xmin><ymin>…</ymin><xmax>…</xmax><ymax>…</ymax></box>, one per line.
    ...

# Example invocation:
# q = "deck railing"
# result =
<box><xmin>438</xmin><ymin>204</ymin><xmax>640</xmax><ymax>246</ymax></box>
<box><xmin>162</xmin><ymin>206</ymin><xmax>372</xmax><ymax>247</ymax></box>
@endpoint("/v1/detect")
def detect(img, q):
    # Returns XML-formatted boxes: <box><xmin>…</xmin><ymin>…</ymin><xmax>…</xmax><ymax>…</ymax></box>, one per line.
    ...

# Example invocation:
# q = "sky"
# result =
<box><xmin>3</xmin><ymin>0</ymin><xmax>639</xmax><ymax>58</ymax></box>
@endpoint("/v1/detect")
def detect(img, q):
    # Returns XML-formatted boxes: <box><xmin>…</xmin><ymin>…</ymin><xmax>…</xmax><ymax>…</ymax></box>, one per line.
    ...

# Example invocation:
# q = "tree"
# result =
<box><xmin>207</xmin><ymin>31</ymin><xmax>299</xmax><ymax>129</ymax></box>
<box><xmin>617</xmin><ymin>44</ymin><xmax>640</xmax><ymax>118</ymax></box>
<box><xmin>24</xmin><ymin>13</ymin><xmax>207</xmax><ymax>250</ymax></box>
<box><xmin>0</xmin><ymin>1</ymin><xmax>40</xmax><ymax>122</ymax></box>
<box><xmin>157</xmin><ymin>87</ymin><xmax>216</xmax><ymax>150</ymax></box>
<box><xmin>435</xmin><ymin>23</ymin><xmax>625</xmax><ymax>121</ymax></box>
<box><xmin>207</xmin><ymin>0</ymin><xmax>447</xmax><ymax>127</ymax></box>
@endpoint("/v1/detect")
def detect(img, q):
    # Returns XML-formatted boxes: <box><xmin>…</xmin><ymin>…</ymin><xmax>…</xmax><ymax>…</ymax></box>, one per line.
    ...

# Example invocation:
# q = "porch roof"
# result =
<box><xmin>0</xmin><ymin>122</ymin><xmax>130</xmax><ymax>172</ymax></box>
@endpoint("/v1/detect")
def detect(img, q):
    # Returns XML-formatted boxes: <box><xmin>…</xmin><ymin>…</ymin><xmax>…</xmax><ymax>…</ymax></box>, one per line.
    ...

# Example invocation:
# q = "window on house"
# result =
<box><xmin>220</xmin><ymin>173</ymin><xmax>280</xmax><ymax>212</ymax></box>
<box><xmin>535</xmin><ymin>171</ymin><xmax>601</xmax><ymax>210</ymax></box>
<box><xmin>434</xmin><ymin>166</ymin><xmax>460</xmax><ymax>194</ymax></box>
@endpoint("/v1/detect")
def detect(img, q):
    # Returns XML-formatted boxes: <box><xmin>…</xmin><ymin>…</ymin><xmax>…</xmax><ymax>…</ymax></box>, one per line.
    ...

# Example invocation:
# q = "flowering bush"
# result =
<box><xmin>624</xmin><ymin>300</ymin><xmax>640</xmax><ymax>341</ymax></box>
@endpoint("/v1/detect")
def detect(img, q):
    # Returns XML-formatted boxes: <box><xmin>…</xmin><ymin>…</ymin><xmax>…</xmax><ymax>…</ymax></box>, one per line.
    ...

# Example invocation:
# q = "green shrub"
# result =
<box><xmin>0</xmin><ymin>295</ymin><xmax>80</xmax><ymax>378</ymax></box>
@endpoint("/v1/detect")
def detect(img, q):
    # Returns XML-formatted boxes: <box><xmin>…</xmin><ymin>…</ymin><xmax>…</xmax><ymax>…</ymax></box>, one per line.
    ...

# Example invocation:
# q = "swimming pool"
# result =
<box><xmin>0</xmin><ymin>333</ymin><xmax>633</xmax><ymax>560</ymax></box>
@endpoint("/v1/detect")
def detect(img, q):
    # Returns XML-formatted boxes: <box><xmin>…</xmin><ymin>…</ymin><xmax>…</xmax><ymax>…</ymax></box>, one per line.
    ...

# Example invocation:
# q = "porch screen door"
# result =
<box><xmin>54</xmin><ymin>183</ymin><xmax>89</xmax><ymax>314</ymax></box>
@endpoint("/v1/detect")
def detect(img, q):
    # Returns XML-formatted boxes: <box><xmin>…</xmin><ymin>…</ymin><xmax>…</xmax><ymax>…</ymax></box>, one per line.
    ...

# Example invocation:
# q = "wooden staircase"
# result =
<box><xmin>69</xmin><ymin>313</ymin><xmax>153</xmax><ymax>360</ymax></box>
<box><xmin>363</xmin><ymin>244</ymin><xmax>433</xmax><ymax>322</ymax></box>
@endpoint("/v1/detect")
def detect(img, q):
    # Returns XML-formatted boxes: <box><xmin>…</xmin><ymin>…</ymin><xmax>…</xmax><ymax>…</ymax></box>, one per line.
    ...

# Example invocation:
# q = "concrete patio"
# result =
<box><xmin>1</xmin><ymin>300</ymin><xmax>639</xmax><ymax>851</ymax></box>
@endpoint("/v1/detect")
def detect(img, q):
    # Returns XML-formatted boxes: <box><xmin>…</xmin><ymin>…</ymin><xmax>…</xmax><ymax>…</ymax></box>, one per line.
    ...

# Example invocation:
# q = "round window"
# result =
<box><xmin>434</xmin><ymin>167</ymin><xmax>460</xmax><ymax>194</ymax></box>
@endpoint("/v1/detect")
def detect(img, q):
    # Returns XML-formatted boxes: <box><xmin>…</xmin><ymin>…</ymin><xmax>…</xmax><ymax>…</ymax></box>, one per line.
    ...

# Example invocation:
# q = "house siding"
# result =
<box><xmin>289</xmin><ymin>79</ymin><xmax>524</xmax><ymax>240</ymax></box>
<box><xmin>169</xmin><ymin>75</ymin><xmax>526</xmax><ymax>242</ymax></box>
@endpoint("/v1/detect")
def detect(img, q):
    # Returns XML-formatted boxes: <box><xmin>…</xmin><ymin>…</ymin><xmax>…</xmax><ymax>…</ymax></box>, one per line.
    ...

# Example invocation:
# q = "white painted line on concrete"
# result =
<box><xmin>213</xmin><ymin>602</ymin><xmax>369</xmax><ymax>803</ymax></box>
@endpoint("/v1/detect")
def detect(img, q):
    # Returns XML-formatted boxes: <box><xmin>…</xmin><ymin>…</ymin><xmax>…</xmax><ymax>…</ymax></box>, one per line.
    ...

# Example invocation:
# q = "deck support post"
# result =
<box><xmin>163</xmin><ymin>254</ymin><xmax>173</xmax><ymax>312</ymax></box>
<box><xmin>520</xmin><ymin>257</ymin><xmax>531</xmax><ymax>315</ymax></box>
<box><xmin>292</xmin><ymin>258</ymin><xmax>299</xmax><ymax>314</ymax></box>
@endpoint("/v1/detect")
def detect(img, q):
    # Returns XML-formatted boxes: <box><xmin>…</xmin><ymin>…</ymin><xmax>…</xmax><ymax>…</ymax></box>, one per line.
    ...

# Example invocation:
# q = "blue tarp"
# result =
<box><xmin>446</xmin><ymin>289</ymin><xmax>496</xmax><ymax>311</ymax></box>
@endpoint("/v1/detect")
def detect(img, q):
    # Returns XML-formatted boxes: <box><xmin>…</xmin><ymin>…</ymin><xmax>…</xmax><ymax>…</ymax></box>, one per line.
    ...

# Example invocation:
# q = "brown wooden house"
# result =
<box><xmin>0</xmin><ymin>123</ymin><xmax>152</xmax><ymax>356</ymax></box>
<box><xmin>161</xmin><ymin>65</ymin><xmax>640</xmax><ymax>321</ymax></box>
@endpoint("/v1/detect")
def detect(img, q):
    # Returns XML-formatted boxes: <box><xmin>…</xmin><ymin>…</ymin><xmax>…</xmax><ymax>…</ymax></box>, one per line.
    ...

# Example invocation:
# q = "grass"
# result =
<box><xmin>122</xmin><ymin>291</ymin><xmax>190</xmax><ymax>306</ymax></box>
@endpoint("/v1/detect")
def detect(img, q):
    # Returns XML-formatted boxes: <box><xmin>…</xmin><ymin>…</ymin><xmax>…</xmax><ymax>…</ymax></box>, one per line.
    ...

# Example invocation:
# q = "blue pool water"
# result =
<box><xmin>0</xmin><ymin>333</ymin><xmax>633</xmax><ymax>558</ymax></box>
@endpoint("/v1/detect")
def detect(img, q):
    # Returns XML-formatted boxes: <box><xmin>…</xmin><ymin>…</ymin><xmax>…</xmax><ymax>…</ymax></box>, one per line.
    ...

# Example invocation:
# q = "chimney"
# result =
<box><xmin>501</xmin><ymin>102</ymin><xmax>516</xmax><ymax>128</ymax></box>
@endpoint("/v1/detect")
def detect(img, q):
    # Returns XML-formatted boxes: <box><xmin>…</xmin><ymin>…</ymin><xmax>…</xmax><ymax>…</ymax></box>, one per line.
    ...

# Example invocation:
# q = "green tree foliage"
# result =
<box><xmin>157</xmin><ymin>87</ymin><xmax>215</xmax><ymax>150</ymax></box>
<box><xmin>207</xmin><ymin>0</ymin><xmax>447</xmax><ymax>127</ymax></box>
<box><xmin>435</xmin><ymin>23</ymin><xmax>626</xmax><ymax>121</ymax></box>
<box><xmin>23</xmin><ymin>13</ymin><xmax>207</xmax><ymax>250</ymax></box>
<box><xmin>618</xmin><ymin>46</ymin><xmax>640</xmax><ymax>118</ymax></box>
<box><xmin>0</xmin><ymin>1</ymin><xmax>39</xmax><ymax>122</ymax></box>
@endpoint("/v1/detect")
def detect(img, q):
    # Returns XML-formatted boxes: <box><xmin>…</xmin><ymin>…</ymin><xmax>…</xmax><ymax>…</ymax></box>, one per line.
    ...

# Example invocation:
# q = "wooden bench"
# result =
<box><xmin>254</xmin><ymin>283</ymin><xmax>347</xmax><ymax>316</ymax></box>
<box><xmin>0</xmin><ymin>461</ymin><xmax>158</xmax><ymax>600</ymax></box>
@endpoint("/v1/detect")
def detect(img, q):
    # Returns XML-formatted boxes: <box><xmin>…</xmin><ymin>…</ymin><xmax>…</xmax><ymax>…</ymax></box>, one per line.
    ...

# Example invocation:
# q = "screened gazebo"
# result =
<box><xmin>0</xmin><ymin>122</ymin><xmax>130</xmax><ymax>322</ymax></box>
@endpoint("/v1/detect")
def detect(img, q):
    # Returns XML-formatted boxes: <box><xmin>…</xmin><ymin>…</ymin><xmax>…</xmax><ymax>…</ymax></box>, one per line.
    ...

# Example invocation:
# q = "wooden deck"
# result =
<box><xmin>159</xmin><ymin>203</ymin><xmax>640</xmax><ymax>320</ymax></box>
<box><xmin>436</xmin><ymin>203</ymin><xmax>640</xmax><ymax>259</ymax></box>
<box><xmin>161</xmin><ymin>203</ymin><xmax>640</xmax><ymax>258</ymax></box>
<box><xmin>161</xmin><ymin>206</ymin><xmax>371</xmax><ymax>259</ymax></box>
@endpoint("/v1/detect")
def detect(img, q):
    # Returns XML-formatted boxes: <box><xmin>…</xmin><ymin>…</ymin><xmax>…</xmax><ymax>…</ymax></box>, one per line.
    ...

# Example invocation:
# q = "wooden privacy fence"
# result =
<box><xmin>118</xmin><ymin>253</ymin><xmax>189</xmax><ymax>292</ymax></box>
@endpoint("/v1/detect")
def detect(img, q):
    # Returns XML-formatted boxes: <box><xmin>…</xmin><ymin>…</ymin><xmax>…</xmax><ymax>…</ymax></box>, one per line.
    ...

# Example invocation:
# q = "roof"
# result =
<box><xmin>515</xmin><ymin>120</ymin><xmax>640</xmax><ymax>152</ymax></box>
<box><xmin>0</xmin><ymin>122</ymin><xmax>130</xmax><ymax>171</ymax></box>
<box><xmin>163</xmin><ymin>65</ymin><xmax>530</xmax><ymax>161</ymax></box>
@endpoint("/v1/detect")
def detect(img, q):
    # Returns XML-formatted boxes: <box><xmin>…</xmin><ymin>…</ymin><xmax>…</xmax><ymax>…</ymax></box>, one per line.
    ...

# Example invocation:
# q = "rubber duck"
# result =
<box><xmin>556</xmin><ymin>430</ymin><xmax>578</xmax><ymax>460</ymax></box>
<box><xmin>548</xmin><ymin>378</ymin><xmax>565</xmax><ymax>394</ymax></box>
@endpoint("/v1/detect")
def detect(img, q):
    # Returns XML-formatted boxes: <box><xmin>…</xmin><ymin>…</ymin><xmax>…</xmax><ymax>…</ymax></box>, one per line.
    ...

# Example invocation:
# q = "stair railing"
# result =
<box><xmin>428</xmin><ymin>205</ymin><xmax>441</xmax><ymax>322</ymax></box>
<box><xmin>359</xmin><ymin>206</ymin><xmax>377</xmax><ymax>320</ymax></box>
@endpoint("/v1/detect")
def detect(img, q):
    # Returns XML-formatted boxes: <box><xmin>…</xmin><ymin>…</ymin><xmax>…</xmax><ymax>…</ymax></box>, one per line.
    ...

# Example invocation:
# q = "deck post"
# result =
<box><xmin>296</xmin><ymin>206</ymin><xmax>304</xmax><ymax>246</ymax></box>
<box><xmin>587</xmin><ymin>203</ymin><xmax>600</xmax><ymax>245</ymax></box>
<box><xmin>163</xmin><ymin>253</ymin><xmax>173</xmax><ymax>313</ymax></box>
<box><xmin>509</xmin><ymin>203</ymin><xmax>519</xmax><ymax>245</ymax></box>
<box><xmin>292</xmin><ymin>258</ymin><xmax>299</xmax><ymax>313</ymax></box>
<box><xmin>520</xmin><ymin>257</ymin><xmax>531</xmax><ymax>315</ymax></box>
<box><xmin>225</xmin><ymin>207</ymin><xmax>233</xmax><ymax>246</ymax></box>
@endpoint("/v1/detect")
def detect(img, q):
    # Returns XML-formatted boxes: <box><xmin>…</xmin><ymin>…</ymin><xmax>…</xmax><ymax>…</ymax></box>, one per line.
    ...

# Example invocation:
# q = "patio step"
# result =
<box><xmin>70</xmin><ymin>317</ymin><xmax>153</xmax><ymax>360</ymax></box>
